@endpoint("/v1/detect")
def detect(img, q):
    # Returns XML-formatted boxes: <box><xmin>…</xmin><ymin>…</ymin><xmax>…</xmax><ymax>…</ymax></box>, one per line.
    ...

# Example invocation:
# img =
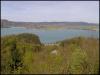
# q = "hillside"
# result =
<box><xmin>1</xmin><ymin>19</ymin><xmax>99</xmax><ymax>29</ymax></box>
<box><xmin>1</xmin><ymin>33</ymin><xmax>99</xmax><ymax>74</ymax></box>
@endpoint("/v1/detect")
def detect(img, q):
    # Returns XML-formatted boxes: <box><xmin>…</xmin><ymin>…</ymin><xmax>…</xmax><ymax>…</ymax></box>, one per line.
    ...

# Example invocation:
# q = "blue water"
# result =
<box><xmin>1</xmin><ymin>27</ymin><xmax>99</xmax><ymax>43</ymax></box>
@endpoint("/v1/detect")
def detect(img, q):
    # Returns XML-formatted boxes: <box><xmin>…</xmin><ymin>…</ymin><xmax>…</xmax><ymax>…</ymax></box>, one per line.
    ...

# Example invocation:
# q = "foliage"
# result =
<box><xmin>1</xmin><ymin>33</ymin><xmax>41</xmax><ymax>74</ymax></box>
<box><xmin>67</xmin><ymin>47</ymin><xmax>89</xmax><ymax>74</ymax></box>
<box><xmin>1</xmin><ymin>34</ymin><xmax>99</xmax><ymax>74</ymax></box>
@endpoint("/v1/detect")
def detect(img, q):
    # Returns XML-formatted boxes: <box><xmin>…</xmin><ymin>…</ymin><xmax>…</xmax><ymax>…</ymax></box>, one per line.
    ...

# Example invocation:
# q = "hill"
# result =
<box><xmin>1</xmin><ymin>33</ymin><xmax>99</xmax><ymax>74</ymax></box>
<box><xmin>1</xmin><ymin>19</ymin><xmax>99</xmax><ymax>28</ymax></box>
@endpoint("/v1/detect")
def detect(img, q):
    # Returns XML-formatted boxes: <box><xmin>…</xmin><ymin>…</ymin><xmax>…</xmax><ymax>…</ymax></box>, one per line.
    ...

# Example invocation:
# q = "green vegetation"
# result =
<box><xmin>1</xmin><ymin>33</ymin><xmax>99</xmax><ymax>74</ymax></box>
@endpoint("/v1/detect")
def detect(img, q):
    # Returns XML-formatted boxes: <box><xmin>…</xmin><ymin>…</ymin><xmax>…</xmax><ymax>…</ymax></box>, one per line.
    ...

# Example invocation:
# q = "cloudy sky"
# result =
<box><xmin>1</xmin><ymin>1</ymin><xmax>99</xmax><ymax>23</ymax></box>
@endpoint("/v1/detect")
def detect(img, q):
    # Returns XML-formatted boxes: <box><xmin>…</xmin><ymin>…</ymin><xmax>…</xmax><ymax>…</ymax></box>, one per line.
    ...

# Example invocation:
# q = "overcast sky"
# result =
<box><xmin>1</xmin><ymin>1</ymin><xmax>99</xmax><ymax>23</ymax></box>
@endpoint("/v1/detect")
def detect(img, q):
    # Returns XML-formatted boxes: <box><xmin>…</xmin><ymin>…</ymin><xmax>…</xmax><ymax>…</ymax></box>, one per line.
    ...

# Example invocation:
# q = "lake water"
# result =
<box><xmin>1</xmin><ymin>27</ymin><xmax>99</xmax><ymax>43</ymax></box>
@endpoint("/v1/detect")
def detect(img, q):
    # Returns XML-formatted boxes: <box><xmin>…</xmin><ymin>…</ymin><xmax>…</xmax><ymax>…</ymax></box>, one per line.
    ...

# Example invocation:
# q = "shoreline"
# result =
<box><xmin>1</xmin><ymin>26</ymin><xmax>99</xmax><ymax>31</ymax></box>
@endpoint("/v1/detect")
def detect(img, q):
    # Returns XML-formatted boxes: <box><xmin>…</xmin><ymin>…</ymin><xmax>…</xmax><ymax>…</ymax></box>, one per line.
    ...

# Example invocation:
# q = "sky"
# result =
<box><xmin>1</xmin><ymin>1</ymin><xmax>99</xmax><ymax>23</ymax></box>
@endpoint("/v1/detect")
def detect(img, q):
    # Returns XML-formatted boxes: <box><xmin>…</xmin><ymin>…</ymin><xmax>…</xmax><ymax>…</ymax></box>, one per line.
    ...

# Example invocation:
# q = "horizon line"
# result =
<box><xmin>1</xmin><ymin>18</ymin><xmax>99</xmax><ymax>24</ymax></box>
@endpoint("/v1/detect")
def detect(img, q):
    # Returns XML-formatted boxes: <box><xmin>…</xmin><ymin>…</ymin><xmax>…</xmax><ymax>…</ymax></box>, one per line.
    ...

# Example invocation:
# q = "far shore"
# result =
<box><xmin>1</xmin><ymin>26</ymin><xmax>99</xmax><ymax>31</ymax></box>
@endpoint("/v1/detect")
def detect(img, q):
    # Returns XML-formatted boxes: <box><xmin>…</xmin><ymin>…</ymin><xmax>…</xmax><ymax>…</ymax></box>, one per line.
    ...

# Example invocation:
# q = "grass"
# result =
<box><xmin>1</xmin><ymin>34</ymin><xmax>99</xmax><ymax>74</ymax></box>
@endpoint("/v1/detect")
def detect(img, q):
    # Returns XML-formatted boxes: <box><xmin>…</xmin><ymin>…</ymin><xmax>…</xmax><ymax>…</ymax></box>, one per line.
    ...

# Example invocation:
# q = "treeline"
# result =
<box><xmin>1</xmin><ymin>33</ymin><xmax>99</xmax><ymax>74</ymax></box>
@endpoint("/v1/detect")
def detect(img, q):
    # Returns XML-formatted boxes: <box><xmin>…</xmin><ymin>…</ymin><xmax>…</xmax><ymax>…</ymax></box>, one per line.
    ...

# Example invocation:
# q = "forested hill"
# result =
<box><xmin>1</xmin><ymin>19</ymin><xmax>99</xmax><ymax>28</ymax></box>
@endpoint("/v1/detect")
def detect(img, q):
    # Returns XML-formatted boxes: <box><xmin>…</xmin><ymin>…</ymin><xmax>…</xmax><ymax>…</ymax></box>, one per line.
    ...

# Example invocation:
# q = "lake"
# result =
<box><xmin>1</xmin><ymin>27</ymin><xmax>99</xmax><ymax>43</ymax></box>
